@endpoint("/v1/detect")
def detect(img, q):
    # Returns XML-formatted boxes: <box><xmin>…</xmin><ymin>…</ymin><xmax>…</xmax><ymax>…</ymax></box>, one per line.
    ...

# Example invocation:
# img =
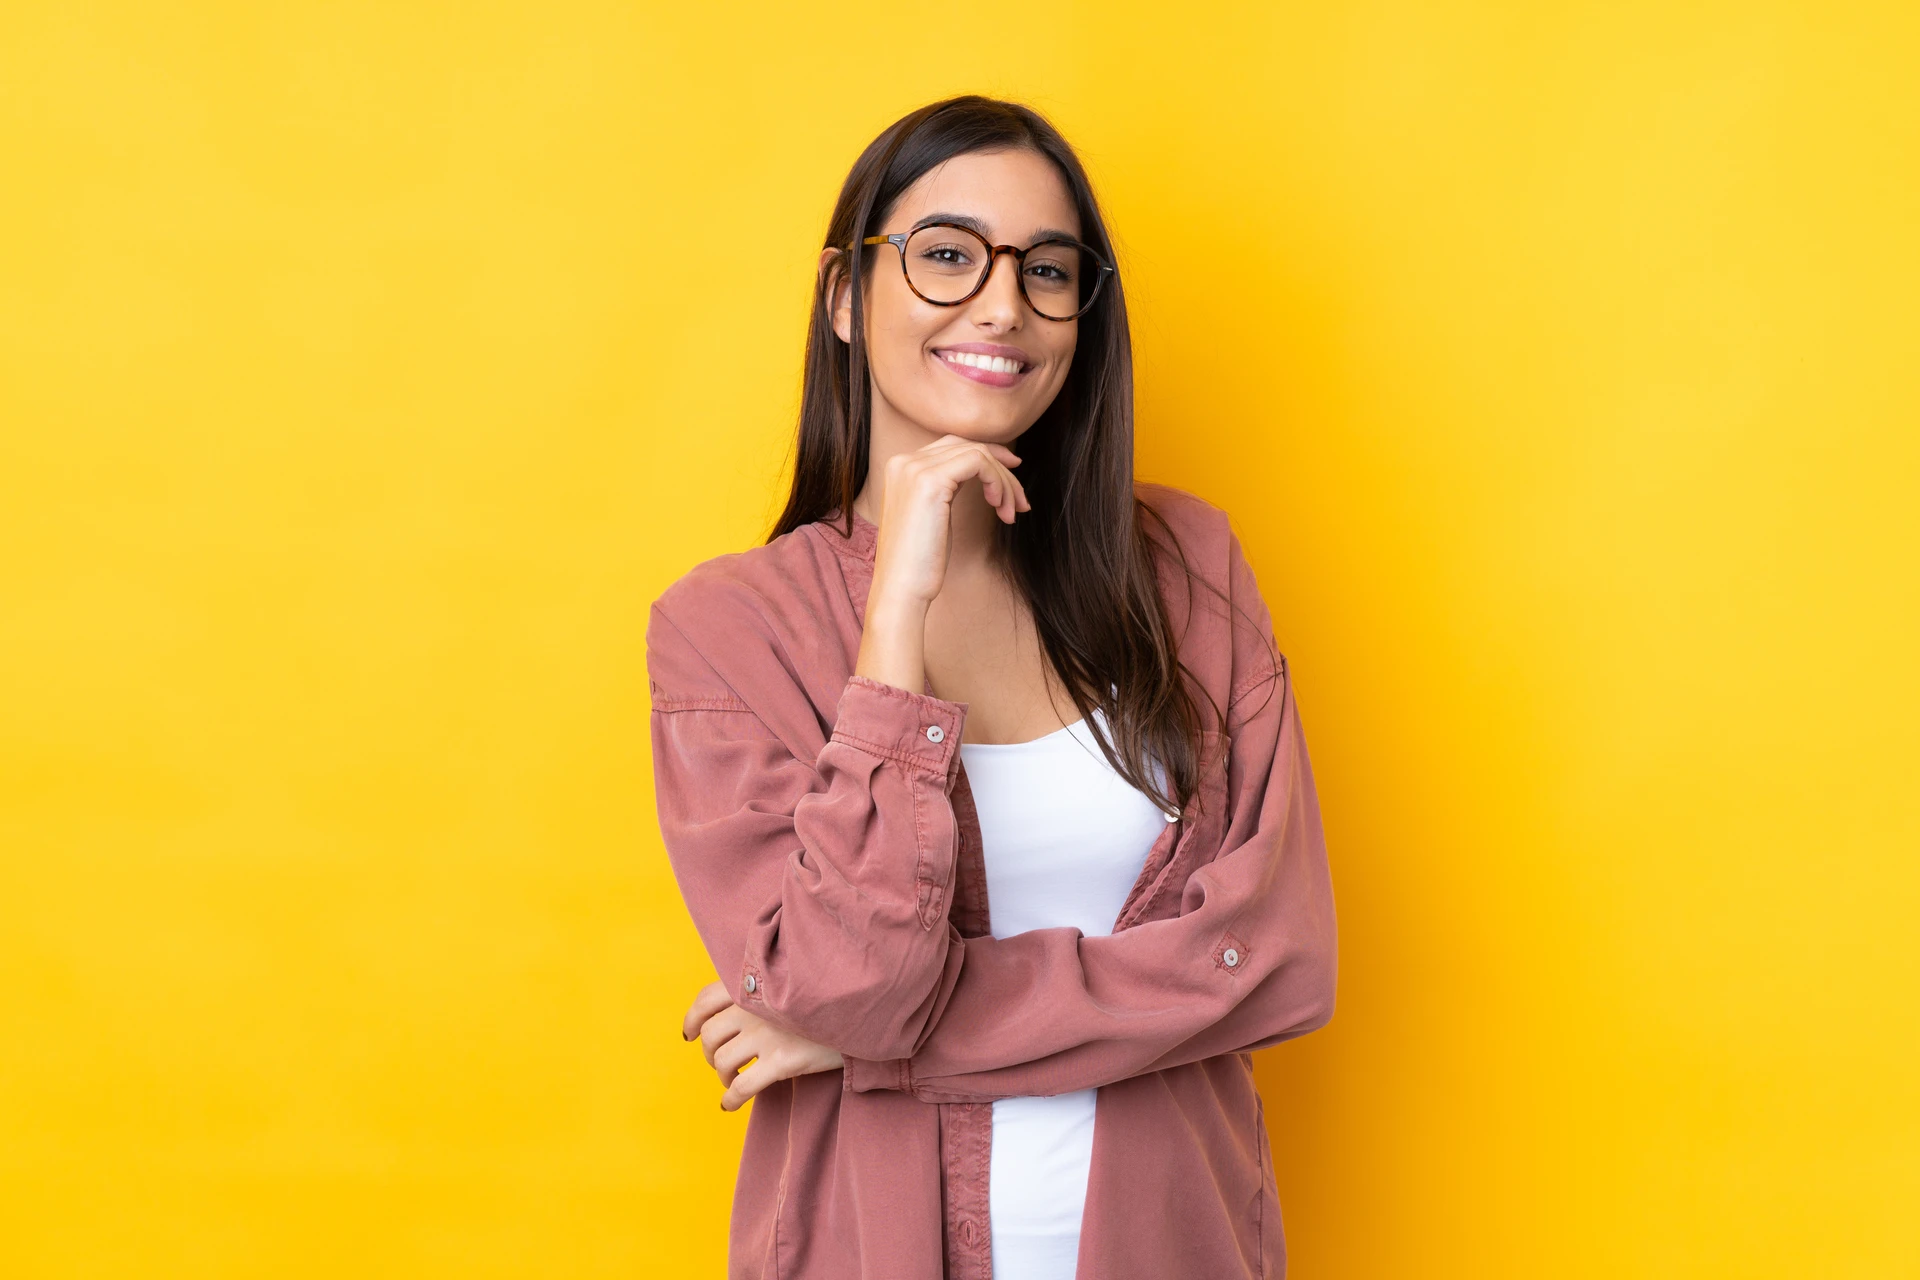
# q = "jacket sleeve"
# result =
<box><xmin>647</xmin><ymin>597</ymin><xmax>973</xmax><ymax>1062</ymax></box>
<box><xmin>842</xmin><ymin>532</ymin><xmax>1338</xmax><ymax>1104</ymax></box>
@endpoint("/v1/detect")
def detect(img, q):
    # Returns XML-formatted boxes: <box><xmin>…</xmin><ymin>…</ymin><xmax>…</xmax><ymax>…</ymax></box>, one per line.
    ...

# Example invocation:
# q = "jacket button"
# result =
<box><xmin>925</xmin><ymin>724</ymin><xmax>945</xmax><ymax>743</ymax></box>
<box><xmin>1222</xmin><ymin>948</ymin><xmax>1240</xmax><ymax>968</ymax></box>
<box><xmin>743</xmin><ymin>974</ymin><xmax>758</xmax><ymax>994</ymax></box>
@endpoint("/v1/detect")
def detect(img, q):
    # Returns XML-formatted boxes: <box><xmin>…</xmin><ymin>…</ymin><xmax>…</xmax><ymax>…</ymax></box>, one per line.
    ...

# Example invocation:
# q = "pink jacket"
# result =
<box><xmin>647</xmin><ymin>483</ymin><xmax>1337</xmax><ymax>1279</ymax></box>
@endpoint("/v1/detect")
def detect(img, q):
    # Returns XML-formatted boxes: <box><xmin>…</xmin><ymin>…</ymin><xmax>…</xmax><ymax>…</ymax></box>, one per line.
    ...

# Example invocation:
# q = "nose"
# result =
<box><xmin>967</xmin><ymin>248</ymin><xmax>1026</xmax><ymax>327</ymax></box>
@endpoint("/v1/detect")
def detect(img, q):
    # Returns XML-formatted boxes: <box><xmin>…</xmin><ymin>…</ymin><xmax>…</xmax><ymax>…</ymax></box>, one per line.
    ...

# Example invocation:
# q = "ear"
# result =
<box><xmin>819</xmin><ymin>247</ymin><xmax>854</xmax><ymax>345</ymax></box>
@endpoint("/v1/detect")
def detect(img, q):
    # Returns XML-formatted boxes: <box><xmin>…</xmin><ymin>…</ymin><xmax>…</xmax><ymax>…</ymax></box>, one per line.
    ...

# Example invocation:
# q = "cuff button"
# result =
<box><xmin>1222</xmin><ymin>948</ymin><xmax>1240</xmax><ymax>968</ymax></box>
<box><xmin>743</xmin><ymin>974</ymin><xmax>758</xmax><ymax>994</ymax></box>
<box><xmin>925</xmin><ymin>724</ymin><xmax>945</xmax><ymax>743</ymax></box>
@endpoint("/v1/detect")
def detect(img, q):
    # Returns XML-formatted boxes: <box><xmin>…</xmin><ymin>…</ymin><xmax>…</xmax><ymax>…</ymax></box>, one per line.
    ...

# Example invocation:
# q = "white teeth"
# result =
<box><xmin>941</xmin><ymin>350</ymin><xmax>1023</xmax><ymax>374</ymax></box>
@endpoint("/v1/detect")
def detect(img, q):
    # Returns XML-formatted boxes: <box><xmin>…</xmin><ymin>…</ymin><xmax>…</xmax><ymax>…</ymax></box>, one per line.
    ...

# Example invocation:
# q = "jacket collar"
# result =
<box><xmin>814</xmin><ymin>506</ymin><xmax>880</xmax><ymax>566</ymax></box>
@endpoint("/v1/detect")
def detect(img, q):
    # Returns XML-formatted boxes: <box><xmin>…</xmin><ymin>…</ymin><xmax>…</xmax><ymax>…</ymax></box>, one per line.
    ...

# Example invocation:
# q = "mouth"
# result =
<box><xmin>931</xmin><ymin>345</ymin><xmax>1033</xmax><ymax>388</ymax></box>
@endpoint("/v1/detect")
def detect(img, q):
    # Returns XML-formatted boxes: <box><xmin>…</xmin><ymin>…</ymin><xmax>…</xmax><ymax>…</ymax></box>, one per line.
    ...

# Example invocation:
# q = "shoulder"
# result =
<box><xmin>1134</xmin><ymin>481</ymin><xmax>1238</xmax><ymax>585</ymax></box>
<box><xmin>1134</xmin><ymin>482</ymin><xmax>1284</xmax><ymax>710</ymax></box>
<box><xmin>1134</xmin><ymin>480</ymin><xmax>1226</xmax><ymax>530</ymax></box>
<box><xmin>653</xmin><ymin>522</ymin><xmax>834</xmax><ymax>627</ymax></box>
<box><xmin>647</xmin><ymin>523</ymin><xmax>843</xmax><ymax>695</ymax></box>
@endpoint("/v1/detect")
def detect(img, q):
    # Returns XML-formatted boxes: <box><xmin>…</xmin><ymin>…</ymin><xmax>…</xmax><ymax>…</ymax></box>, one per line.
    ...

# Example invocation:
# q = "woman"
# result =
<box><xmin>649</xmin><ymin>95</ymin><xmax>1337</xmax><ymax>1280</ymax></box>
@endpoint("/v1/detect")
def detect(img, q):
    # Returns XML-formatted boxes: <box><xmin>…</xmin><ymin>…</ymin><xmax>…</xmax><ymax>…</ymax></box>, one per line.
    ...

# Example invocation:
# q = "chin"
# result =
<box><xmin>923</xmin><ymin>399</ymin><xmax>1026</xmax><ymax>437</ymax></box>
<box><xmin>927</xmin><ymin>417</ymin><xmax>1025</xmax><ymax>444</ymax></box>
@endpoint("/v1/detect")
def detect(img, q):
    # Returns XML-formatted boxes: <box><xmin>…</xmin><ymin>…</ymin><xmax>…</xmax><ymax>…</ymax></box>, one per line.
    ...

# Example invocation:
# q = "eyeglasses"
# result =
<box><xmin>860</xmin><ymin>222</ymin><xmax>1114</xmax><ymax>321</ymax></box>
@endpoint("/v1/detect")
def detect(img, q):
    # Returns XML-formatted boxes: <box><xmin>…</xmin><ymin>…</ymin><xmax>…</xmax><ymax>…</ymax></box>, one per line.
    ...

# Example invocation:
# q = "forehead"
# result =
<box><xmin>883</xmin><ymin>148</ymin><xmax>1080</xmax><ymax>240</ymax></box>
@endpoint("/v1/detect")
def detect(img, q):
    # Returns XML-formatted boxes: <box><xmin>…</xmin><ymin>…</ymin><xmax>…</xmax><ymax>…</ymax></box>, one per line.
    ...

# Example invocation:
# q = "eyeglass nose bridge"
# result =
<box><xmin>950</xmin><ymin>240</ymin><xmax>1048</xmax><ymax>314</ymax></box>
<box><xmin>978</xmin><ymin>241</ymin><xmax>1027</xmax><ymax>289</ymax></box>
<box><xmin>860</xmin><ymin>226</ymin><xmax>1114</xmax><ymax>320</ymax></box>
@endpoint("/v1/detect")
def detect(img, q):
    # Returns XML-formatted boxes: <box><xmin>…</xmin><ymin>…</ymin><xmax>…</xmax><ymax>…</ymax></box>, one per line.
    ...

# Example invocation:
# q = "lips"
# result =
<box><xmin>932</xmin><ymin>345</ymin><xmax>1032</xmax><ymax>388</ymax></box>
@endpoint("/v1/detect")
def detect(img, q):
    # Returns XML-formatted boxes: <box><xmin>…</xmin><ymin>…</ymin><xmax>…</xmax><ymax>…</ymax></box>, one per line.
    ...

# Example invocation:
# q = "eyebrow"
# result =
<box><xmin>908</xmin><ymin>212</ymin><xmax>1084</xmax><ymax>245</ymax></box>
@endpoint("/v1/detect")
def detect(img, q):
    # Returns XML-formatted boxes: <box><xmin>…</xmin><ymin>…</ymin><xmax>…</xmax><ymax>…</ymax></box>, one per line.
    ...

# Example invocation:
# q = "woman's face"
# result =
<box><xmin>831</xmin><ymin>148</ymin><xmax>1083</xmax><ymax>447</ymax></box>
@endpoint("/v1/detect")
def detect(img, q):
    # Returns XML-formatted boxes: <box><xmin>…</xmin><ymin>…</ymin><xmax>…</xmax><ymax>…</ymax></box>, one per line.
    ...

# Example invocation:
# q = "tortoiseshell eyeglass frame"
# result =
<box><xmin>859</xmin><ymin>221</ymin><xmax>1115</xmax><ymax>321</ymax></box>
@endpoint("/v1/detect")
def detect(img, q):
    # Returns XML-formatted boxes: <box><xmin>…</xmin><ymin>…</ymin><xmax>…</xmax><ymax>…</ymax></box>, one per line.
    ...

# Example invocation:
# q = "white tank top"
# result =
<box><xmin>958</xmin><ymin>707</ymin><xmax>1175</xmax><ymax>1280</ymax></box>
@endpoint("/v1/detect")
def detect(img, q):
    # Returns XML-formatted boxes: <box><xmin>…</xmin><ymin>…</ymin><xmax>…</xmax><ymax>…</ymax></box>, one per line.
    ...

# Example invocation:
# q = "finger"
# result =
<box><xmin>714</xmin><ymin>1031</ymin><xmax>761</xmax><ymax>1086</ymax></box>
<box><xmin>997</xmin><ymin>460</ymin><xmax>1030</xmax><ymax>517</ymax></box>
<box><xmin>720</xmin><ymin>1055</ymin><xmax>787</xmax><ymax>1112</ymax></box>
<box><xmin>972</xmin><ymin>450</ymin><xmax>1028</xmax><ymax>523</ymax></box>
<box><xmin>960</xmin><ymin>442</ymin><xmax>1030</xmax><ymax>515</ymax></box>
<box><xmin>929</xmin><ymin>434</ymin><xmax>1021</xmax><ymax>466</ymax></box>
<box><xmin>921</xmin><ymin>441</ymin><xmax>1029</xmax><ymax>506</ymax></box>
<box><xmin>1005</xmin><ymin>451</ymin><xmax>1031</xmax><ymax>507</ymax></box>
<box><xmin>902</xmin><ymin>450</ymin><xmax>983</xmax><ymax>509</ymax></box>
<box><xmin>898</xmin><ymin>442</ymin><xmax>1029</xmax><ymax>527</ymax></box>
<box><xmin>699</xmin><ymin>1006</ymin><xmax>747</xmax><ymax>1069</ymax></box>
<box><xmin>681</xmin><ymin>980</ymin><xmax>732</xmax><ymax>1042</ymax></box>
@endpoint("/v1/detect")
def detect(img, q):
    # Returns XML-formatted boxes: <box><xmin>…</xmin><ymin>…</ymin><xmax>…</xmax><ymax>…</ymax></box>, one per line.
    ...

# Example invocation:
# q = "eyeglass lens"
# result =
<box><xmin>900</xmin><ymin>225</ymin><xmax>1098</xmax><ymax>319</ymax></box>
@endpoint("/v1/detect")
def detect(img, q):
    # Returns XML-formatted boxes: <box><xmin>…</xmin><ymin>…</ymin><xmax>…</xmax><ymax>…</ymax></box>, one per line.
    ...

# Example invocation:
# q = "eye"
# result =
<box><xmin>1022</xmin><ymin>244</ymin><xmax>1081</xmax><ymax>291</ymax></box>
<box><xmin>916</xmin><ymin>241</ymin><xmax>976</xmax><ymax>269</ymax></box>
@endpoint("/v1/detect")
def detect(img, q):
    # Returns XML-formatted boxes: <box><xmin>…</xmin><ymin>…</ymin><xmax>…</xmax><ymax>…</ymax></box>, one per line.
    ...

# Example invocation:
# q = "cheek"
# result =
<box><xmin>1038</xmin><ymin>330</ymin><xmax>1078</xmax><ymax>390</ymax></box>
<box><xmin>864</xmin><ymin>286</ymin><xmax>943</xmax><ymax>387</ymax></box>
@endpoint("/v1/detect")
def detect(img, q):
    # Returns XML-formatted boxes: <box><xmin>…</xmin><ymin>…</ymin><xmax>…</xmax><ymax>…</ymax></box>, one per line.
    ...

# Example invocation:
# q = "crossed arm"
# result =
<box><xmin>649</xmin><ymin>541</ymin><xmax>1335</xmax><ymax>1113</ymax></box>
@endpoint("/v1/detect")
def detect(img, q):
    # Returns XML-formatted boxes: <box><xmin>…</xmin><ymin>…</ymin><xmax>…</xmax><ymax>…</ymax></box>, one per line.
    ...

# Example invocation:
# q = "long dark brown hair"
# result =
<box><xmin>770</xmin><ymin>95</ymin><xmax>1243</xmax><ymax>816</ymax></box>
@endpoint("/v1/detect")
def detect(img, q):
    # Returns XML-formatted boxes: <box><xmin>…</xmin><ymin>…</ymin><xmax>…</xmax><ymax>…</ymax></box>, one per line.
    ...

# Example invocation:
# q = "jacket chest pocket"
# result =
<box><xmin>1115</xmin><ymin>728</ymin><xmax>1231</xmax><ymax>930</ymax></box>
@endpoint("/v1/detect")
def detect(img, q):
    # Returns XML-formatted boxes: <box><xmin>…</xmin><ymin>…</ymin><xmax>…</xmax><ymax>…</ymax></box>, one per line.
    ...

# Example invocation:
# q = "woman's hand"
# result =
<box><xmin>856</xmin><ymin>434</ymin><xmax>1028</xmax><ymax>692</ymax></box>
<box><xmin>868</xmin><ymin>434</ymin><xmax>1028</xmax><ymax>607</ymax></box>
<box><xmin>681</xmin><ymin>980</ymin><xmax>845</xmax><ymax>1112</ymax></box>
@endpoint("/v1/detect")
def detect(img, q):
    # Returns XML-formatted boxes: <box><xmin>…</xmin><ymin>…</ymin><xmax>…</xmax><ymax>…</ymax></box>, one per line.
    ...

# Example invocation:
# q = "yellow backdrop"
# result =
<box><xmin>3</xmin><ymin>2</ymin><xmax>1916</xmax><ymax>1275</ymax></box>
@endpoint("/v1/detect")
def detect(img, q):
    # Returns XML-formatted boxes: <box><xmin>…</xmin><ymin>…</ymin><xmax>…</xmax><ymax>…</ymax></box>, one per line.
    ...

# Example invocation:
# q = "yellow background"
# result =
<box><xmin>3</xmin><ymin>2</ymin><xmax>1916</xmax><ymax>1275</ymax></box>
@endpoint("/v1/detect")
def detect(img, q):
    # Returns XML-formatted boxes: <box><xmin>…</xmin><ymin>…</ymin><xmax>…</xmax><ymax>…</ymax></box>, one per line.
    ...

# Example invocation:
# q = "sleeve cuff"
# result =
<box><xmin>830</xmin><ymin>675</ymin><xmax>967</xmax><ymax>776</ymax></box>
<box><xmin>842</xmin><ymin>1054</ymin><xmax>912</xmax><ymax>1094</ymax></box>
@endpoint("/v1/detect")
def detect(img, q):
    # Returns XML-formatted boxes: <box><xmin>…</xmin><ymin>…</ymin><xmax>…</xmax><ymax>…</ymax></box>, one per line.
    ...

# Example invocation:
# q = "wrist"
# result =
<box><xmin>865</xmin><ymin>589</ymin><xmax>930</xmax><ymax>632</ymax></box>
<box><xmin>855</xmin><ymin>592</ymin><xmax>929</xmax><ymax>692</ymax></box>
